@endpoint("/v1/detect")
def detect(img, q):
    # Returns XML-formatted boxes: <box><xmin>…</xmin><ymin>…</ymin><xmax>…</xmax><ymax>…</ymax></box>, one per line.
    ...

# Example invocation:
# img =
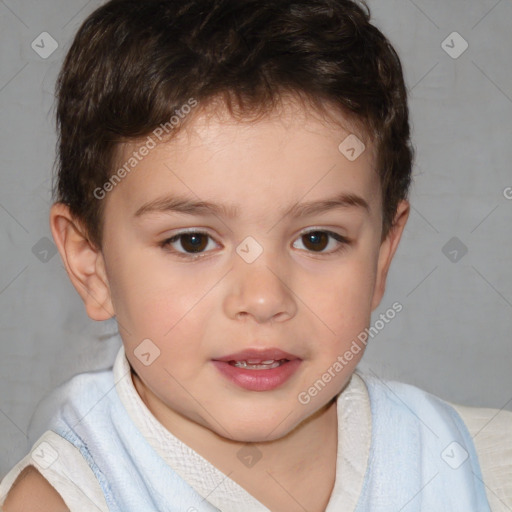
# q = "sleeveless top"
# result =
<box><xmin>0</xmin><ymin>345</ymin><xmax>494</xmax><ymax>511</ymax></box>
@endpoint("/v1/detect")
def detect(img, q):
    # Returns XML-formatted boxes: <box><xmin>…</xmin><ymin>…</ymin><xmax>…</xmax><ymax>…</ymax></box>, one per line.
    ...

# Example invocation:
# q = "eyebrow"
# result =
<box><xmin>134</xmin><ymin>191</ymin><xmax>370</xmax><ymax>219</ymax></box>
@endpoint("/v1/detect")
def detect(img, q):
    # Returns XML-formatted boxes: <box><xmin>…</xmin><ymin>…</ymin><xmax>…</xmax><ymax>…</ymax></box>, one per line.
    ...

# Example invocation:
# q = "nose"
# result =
<box><xmin>223</xmin><ymin>248</ymin><xmax>298</xmax><ymax>324</ymax></box>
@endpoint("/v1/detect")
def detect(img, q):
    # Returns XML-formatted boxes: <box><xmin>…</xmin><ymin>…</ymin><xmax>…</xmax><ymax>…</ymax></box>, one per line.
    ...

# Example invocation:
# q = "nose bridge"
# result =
<box><xmin>223</xmin><ymin>238</ymin><xmax>297</xmax><ymax>323</ymax></box>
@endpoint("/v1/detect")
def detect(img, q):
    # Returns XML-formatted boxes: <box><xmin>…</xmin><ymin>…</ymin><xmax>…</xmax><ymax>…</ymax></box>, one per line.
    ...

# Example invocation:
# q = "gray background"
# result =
<box><xmin>1</xmin><ymin>0</ymin><xmax>511</xmax><ymax>480</ymax></box>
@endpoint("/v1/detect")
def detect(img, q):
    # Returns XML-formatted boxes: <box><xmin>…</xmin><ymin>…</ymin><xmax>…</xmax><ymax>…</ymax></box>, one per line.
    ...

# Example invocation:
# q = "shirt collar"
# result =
<box><xmin>114</xmin><ymin>345</ymin><xmax>370</xmax><ymax>512</ymax></box>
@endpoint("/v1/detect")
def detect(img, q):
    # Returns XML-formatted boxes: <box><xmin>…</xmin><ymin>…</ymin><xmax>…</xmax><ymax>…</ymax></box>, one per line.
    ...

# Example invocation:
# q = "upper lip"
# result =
<box><xmin>213</xmin><ymin>348</ymin><xmax>300</xmax><ymax>362</ymax></box>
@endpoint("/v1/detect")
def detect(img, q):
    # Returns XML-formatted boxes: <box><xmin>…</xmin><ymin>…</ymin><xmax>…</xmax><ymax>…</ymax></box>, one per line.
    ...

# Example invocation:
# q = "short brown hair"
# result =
<box><xmin>54</xmin><ymin>0</ymin><xmax>413</xmax><ymax>248</ymax></box>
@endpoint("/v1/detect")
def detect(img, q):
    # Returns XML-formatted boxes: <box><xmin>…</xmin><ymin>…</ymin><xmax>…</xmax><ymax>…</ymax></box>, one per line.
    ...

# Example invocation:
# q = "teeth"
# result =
<box><xmin>231</xmin><ymin>359</ymin><xmax>286</xmax><ymax>370</ymax></box>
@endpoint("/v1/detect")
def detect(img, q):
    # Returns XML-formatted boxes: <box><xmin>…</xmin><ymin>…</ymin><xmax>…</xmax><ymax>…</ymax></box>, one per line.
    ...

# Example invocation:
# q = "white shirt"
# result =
<box><xmin>1</xmin><ymin>345</ymin><xmax>511</xmax><ymax>511</ymax></box>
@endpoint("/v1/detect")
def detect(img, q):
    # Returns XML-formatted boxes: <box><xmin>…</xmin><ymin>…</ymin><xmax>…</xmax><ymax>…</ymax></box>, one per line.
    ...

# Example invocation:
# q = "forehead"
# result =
<box><xmin>148</xmin><ymin>94</ymin><xmax>374</xmax><ymax>161</ymax></box>
<box><xmin>108</xmin><ymin>95</ymin><xmax>381</xmax><ymax>220</ymax></box>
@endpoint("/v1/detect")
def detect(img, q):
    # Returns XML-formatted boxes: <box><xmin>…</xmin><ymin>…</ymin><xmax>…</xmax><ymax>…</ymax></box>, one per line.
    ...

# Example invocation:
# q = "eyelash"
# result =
<box><xmin>159</xmin><ymin>229</ymin><xmax>351</xmax><ymax>259</ymax></box>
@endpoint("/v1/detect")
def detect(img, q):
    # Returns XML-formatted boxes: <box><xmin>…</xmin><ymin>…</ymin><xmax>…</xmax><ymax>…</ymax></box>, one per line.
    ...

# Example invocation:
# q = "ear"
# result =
<box><xmin>49</xmin><ymin>202</ymin><xmax>114</xmax><ymax>321</ymax></box>
<box><xmin>371</xmin><ymin>199</ymin><xmax>410</xmax><ymax>311</ymax></box>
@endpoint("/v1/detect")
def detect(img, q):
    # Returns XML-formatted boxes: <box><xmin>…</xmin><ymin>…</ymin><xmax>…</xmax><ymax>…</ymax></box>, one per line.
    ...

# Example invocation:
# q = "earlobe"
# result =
<box><xmin>371</xmin><ymin>200</ymin><xmax>410</xmax><ymax>311</ymax></box>
<box><xmin>49</xmin><ymin>203</ymin><xmax>115</xmax><ymax>321</ymax></box>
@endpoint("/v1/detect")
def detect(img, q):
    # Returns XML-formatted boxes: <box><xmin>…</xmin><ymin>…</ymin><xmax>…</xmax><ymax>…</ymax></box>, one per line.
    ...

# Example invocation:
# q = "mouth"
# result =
<box><xmin>212</xmin><ymin>348</ymin><xmax>302</xmax><ymax>391</ymax></box>
<box><xmin>228</xmin><ymin>359</ymin><xmax>289</xmax><ymax>370</ymax></box>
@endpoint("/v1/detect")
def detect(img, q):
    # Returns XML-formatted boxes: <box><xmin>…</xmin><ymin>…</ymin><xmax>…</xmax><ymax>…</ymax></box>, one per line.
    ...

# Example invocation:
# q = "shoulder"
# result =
<box><xmin>452</xmin><ymin>401</ymin><xmax>512</xmax><ymax>444</ymax></box>
<box><xmin>356</xmin><ymin>371</ymin><xmax>454</xmax><ymax>416</ymax></box>
<box><xmin>2</xmin><ymin>465</ymin><xmax>69</xmax><ymax>512</ymax></box>
<box><xmin>361</xmin><ymin>371</ymin><xmax>512</xmax><ymax>509</ymax></box>
<box><xmin>27</xmin><ymin>366</ymin><xmax>118</xmax><ymax>453</ymax></box>
<box><xmin>0</xmin><ymin>430</ymin><xmax>109</xmax><ymax>512</ymax></box>
<box><xmin>451</xmin><ymin>402</ymin><xmax>512</xmax><ymax>511</ymax></box>
<box><xmin>361</xmin><ymin>372</ymin><xmax>512</xmax><ymax>447</ymax></box>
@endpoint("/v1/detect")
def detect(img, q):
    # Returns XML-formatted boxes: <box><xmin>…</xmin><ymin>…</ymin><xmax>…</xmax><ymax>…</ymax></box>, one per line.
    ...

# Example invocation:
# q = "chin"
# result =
<box><xmin>224</xmin><ymin>428</ymin><xmax>289</xmax><ymax>444</ymax></box>
<box><xmin>212</xmin><ymin>410</ymin><xmax>305</xmax><ymax>444</ymax></box>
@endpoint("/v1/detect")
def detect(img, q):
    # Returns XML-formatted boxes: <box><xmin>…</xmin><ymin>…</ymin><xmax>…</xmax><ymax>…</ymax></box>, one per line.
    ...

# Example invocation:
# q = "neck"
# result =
<box><xmin>132</xmin><ymin>370</ymin><xmax>339</xmax><ymax>511</ymax></box>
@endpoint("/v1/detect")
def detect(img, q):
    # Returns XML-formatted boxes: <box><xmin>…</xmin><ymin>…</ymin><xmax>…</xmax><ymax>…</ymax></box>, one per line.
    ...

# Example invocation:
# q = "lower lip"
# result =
<box><xmin>212</xmin><ymin>359</ymin><xmax>302</xmax><ymax>391</ymax></box>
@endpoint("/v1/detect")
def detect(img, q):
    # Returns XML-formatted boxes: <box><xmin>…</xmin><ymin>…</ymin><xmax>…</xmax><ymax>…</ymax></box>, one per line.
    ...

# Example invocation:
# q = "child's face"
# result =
<box><xmin>89</xmin><ymin>98</ymin><xmax>407</xmax><ymax>441</ymax></box>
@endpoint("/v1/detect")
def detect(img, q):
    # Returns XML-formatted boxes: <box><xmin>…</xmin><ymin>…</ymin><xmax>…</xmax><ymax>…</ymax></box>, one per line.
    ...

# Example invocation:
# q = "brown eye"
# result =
<box><xmin>293</xmin><ymin>230</ymin><xmax>350</xmax><ymax>255</ymax></box>
<box><xmin>161</xmin><ymin>232</ymin><xmax>217</xmax><ymax>257</ymax></box>
<box><xmin>178</xmin><ymin>233</ymin><xmax>209</xmax><ymax>253</ymax></box>
<box><xmin>302</xmin><ymin>231</ymin><xmax>329</xmax><ymax>252</ymax></box>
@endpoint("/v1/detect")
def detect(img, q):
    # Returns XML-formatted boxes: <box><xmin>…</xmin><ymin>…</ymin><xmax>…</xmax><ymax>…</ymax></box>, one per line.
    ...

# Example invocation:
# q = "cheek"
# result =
<box><xmin>107</xmin><ymin>261</ymin><xmax>219</xmax><ymax>380</ymax></box>
<box><xmin>105</xmin><ymin>249</ymin><xmax>194</xmax><ymax>339</ymax></box>
<box><xmin>305</xmin><ymin>248</ymin><xmax>378</xmax><ymax>384</ymax></box>
<box><xmin>316</xmin><ymin>254</ymin><xmax>377</xmax><ymax>327</ymax></box>
<box><xmin>296</xmin><ymin>342</ymin><xmax>363</xmax><ymax>409</ymax></box>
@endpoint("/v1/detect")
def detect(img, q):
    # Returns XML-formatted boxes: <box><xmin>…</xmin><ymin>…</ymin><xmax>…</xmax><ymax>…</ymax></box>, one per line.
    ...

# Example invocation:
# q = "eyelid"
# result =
<box><xmin>160</xmin><ymin>227</ymin><xmax>352</xmax><ymax>259</ymax></box>
<box><xmin>293</xmin><ymin>228</ymin><xmax>351</xmax><ymax>253</ymax></box>
<box><xmin>160</xmin><ymin>229</ymin><xmax>220</xmax><ymax>259</ymax></box>
<box><xmin>298</xmin><ymin>226</ymin><xmax>350</xmax><ymax>240</ymax></box>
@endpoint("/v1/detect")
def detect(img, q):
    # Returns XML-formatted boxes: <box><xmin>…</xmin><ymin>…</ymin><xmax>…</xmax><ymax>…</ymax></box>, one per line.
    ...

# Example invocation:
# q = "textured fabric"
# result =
<box><xmin>452</xmin><ymin>403</ymin><xmax>512</xmax><ymax>512</ymax></box>
<box><xmin>354</xmin><ymin>373</ymin><xmax>492</xmax><ymax>512</ymax></box>
<box><xmin>0</xmin><ymin>430</ymin><xmax>109</xmax><ymax>511</ymax></box>
<box><xmin>0</xmin><ymin>344</ymin><xmax>370</xmax><ymax>511</ymax></box>
<box><xmin>0</xmin><ymin>344</ymin><xmax>507</xmax><ymax>511</ymax></box>
<box><xmin>112</xmin><ymin>347</ymin><xmax>269</xmax><ymax>511</ymax></box>
<box><xmin>113</xmin><ymin>346</ymin><xmax>371</xmax><ymax>511</ymax></box>
<box><xmin>47</xmin><ymin>367</ymin><xmax>222</xmax><ymax>511</ymax></box>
